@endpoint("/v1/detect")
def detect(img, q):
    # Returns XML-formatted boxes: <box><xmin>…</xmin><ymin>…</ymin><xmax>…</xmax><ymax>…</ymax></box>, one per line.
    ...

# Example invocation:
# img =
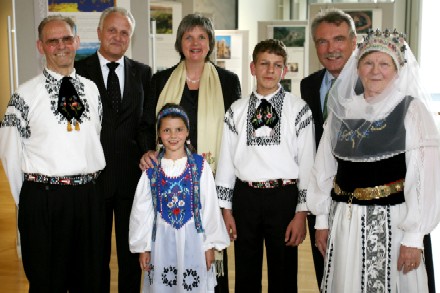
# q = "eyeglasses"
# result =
<box><xmin>45</xmin><ymin>36</ymin><xmax>75</xmax><ymax>47</ymax></box>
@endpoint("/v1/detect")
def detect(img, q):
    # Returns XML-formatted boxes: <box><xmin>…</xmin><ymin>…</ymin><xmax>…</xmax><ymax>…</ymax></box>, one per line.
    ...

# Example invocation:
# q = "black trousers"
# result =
<box><xmin>101</xmin><ymin>196</ymin><xmax>141</xmax><ymax>293</ymax></box>
<box><xmin>307</xmin><ymin>214</ymin><xmax>324</xmax><ymax>289</ymax></box>
<box><xmin>232</xmin><ymin>180</ymin><xmax>299</xmax><ymax>293</ymax></box>
<box><xmin>424</xmin><ymin>234</ymin><xmax>436</xmax><ymax>293</ymax></box>
<box><xmin>18</xmin><ymin>181</ymin><xmax>104</xmax><ymax>293</ymax></box>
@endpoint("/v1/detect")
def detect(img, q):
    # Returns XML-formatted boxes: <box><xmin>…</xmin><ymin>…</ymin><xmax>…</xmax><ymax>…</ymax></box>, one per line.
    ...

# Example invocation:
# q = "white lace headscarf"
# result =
<box><xmin>325</xmin><ymin>31</ymin><xmax>440</xmax><ymax>162</ymax></box>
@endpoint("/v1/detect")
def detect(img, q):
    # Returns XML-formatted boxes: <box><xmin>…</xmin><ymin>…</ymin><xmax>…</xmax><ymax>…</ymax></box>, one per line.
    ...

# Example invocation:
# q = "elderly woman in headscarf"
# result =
<box><xmin>307</xmin><ymin>29</ymin><xmax>440</xmax><ymax>293</ymax></box>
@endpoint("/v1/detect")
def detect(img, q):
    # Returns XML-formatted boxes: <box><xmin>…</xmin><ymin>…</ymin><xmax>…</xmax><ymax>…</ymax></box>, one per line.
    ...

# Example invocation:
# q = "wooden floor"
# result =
<box><xmin>0</xmin><ymin>164</ymin><xmax>319</xmax><ymax>292</ymax></box>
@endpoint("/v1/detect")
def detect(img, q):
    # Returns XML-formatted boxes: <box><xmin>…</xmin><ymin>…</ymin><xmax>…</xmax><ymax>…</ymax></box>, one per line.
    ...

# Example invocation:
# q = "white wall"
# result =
<box><xmin>238</xmin><ymin>0</ymin><xmax>277</xmax><ymax>61</ymax></box>
<box><xmin>238</xmin><ymin>0</ymin><xmax>277</xmax><ymax>93</ymax></box>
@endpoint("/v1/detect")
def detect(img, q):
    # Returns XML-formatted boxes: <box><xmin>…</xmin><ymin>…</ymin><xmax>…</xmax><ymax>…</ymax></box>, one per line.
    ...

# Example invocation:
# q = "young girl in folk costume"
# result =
<box><xmin>129</xmin><ymin>103</ymin><xmax>230</xmax><ymax>293</ymax></box>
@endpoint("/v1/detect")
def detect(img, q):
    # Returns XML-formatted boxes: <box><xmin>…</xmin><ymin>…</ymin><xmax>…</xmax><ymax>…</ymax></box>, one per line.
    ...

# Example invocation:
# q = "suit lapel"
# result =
<box><xmin>118</xmin><ymin>56</ymin><xmax>136</xmax><ymax>121</ymax></box>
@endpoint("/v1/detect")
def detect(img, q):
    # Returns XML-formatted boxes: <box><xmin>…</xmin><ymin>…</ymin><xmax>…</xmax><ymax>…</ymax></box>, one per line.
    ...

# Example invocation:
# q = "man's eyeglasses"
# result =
<box><xmin>45</xmin><ymin>36</ymin><xmax>75</xmax><ymax>47</ymax></box>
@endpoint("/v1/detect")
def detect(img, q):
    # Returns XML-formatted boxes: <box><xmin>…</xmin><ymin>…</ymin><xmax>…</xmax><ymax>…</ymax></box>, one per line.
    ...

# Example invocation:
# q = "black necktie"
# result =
<box><xmin>251</xmin><ymin>98</ymin><xmax>279</xmax><ymax>130</ymax></box>
<box><xmin>323</xmin><ymin>78</ymin><xmax>335</xmax><ymax>121</ymax></box>
<box><xmin>107</xmin><ymin>62</ymin><xmax>121</xmax><ymax>113</ymax></box>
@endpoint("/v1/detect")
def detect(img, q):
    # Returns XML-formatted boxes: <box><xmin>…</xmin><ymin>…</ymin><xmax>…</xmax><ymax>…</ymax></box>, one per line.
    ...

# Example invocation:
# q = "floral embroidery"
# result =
<box><xmin>146</xmin><ymin>264</ymin><xmax>155</xmax><ymax>285</ymax></box>
<box><xmin>338</xmin><ymin>119</ymin><xmax>387</xmax><ymax>149</ymax></box>
<box><xmin>246</xmin><ymin>89</ymin><xmax>285</xmax><ymax>146</ymax></box>
<box><xmin>362</xmin><ymin>206</ymin><xmax>391</xmax><ymax>293</ymax></box>
<box><xmin>202</xmin><ymin>152</ymin><xmax>215</xmax><ymax>166</ymax></box>
<box><xmin>182</xmin><ymin>269</ymin><xmax>200</xmax><ymax>291</ymax></box>
<box><xmin>251</xmin><ymin>98</ymin><xmax>279</xmax><ymax>130</ymax></box>
<box><xmin>161</xmin><ymin>266</ymin><xmax>177</xmax><ymax>287</ymax></box>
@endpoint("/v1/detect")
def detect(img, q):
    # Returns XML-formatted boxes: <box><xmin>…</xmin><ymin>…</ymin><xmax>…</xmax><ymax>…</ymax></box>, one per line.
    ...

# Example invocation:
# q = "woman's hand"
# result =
<box><xmin>139</xmin><ymin>150</ymin><xmax>158</xmax><ymax>170</ymax></box>
<box><xmin>222</xmin><ymin>209</ymin><xmax>237</xmax><ymax>241</ymax></box>
<box><xmin>315</xmin><ymin>229</ymin><xmax>329</xmax><ymax>257</ymax></box>
<box><xmin>205</xmin><ymin>248</ymin><xmax>215</xmax><ymax>270</ymax></box>
<box><xmin>139</xmin><ymin>252</ymin><xmax>151</xmax><ymax>271</ymax></box>
<box><xmin>397</xmin><ymin>245</ymin><xmax>422</xmax><ymax>274</ymax></box>
<box><xmin>285</xmin><ymin>211</ymin><xmax>307</xmax><ymax>247</ymax></box>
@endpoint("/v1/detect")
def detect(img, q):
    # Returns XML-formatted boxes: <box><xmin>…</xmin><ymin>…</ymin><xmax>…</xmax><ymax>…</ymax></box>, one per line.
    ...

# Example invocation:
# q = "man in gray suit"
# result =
<box><xmin>75</xmin><ymin>7</ymin><xmax>152</xmax><ymax>293</ymax></box>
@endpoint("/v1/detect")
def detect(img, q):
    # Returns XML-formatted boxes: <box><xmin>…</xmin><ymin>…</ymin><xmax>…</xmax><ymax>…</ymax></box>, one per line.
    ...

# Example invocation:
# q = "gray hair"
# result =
<box><xmin>38</xmin><ymin>15</ymin><xmax>76</xmax><ymax>41</ymax></box>
<box><xmin>98</xmin><ymin>7</ymin><xmax>135</xmax><ymax>36</ymax></box>
<box><xmin>175</xmin><ymin>13</ymin><xmax>215</xmax><ymax>61</ymax></box>
<box><xmin>311</xmin><ymin>8</ymin><xmax>356</xmax><ymax>42</ymax></box>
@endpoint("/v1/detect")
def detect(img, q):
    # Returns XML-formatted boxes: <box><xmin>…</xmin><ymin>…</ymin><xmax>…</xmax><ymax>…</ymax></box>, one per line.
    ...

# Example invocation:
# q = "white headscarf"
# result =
<box><xmin>326</xmin><ymin>33</ymin><xmax>440</xmax><ymax>162</ymax></box>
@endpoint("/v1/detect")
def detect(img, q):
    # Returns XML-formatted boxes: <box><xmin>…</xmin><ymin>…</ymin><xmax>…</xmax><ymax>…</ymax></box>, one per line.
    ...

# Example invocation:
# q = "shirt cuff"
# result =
<box><xmin>219</xmin><ymin>200</ymin><xmax>232</xmax><ymax>210</ymax></box>
<box><xmin>314</xmin><ymin>214</ymin><xmax>329</xmax><ymax>229</ymax></box>
<box><xmin>401</xmin><ymin>232</ymin><xmax>425</xmax><ymax>249</ymax></box>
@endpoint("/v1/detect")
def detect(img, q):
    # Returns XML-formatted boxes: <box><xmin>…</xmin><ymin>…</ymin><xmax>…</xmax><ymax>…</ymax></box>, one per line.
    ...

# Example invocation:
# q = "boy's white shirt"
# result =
<box><xmin>215</xmin><ymin>86</ymin><xmax>316</xmax><ymax>212</ymax></box>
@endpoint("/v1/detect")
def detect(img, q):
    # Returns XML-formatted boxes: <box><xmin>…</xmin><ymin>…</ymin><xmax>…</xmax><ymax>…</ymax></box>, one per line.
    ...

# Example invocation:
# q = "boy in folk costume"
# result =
<box><xmin>215</xmin><ymin>39</ymin><xmax>315</xmax><ymax>292</ymax></box>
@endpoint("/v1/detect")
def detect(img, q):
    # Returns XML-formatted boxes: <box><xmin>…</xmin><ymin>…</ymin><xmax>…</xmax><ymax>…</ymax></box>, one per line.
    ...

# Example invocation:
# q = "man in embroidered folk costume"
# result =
<box><xmin>215</xmin><ymin>39</ymin><xmax>315</xmax><ymax>292</ymax></box>
<box><xmin>0</xmin><ymin>15</ymin><xmax>105</xmax><ymax>292</ymax></box>
<box><xmin>306</xmin><ymin>29</ymin><xmax>440</xmax><ymax>293</ymax></box>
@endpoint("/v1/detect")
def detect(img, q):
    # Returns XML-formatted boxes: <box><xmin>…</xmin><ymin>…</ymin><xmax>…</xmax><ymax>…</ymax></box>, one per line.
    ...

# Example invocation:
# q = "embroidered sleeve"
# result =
<box><xmin>0</xmin><ymin>93</ymin><xmax>30</xmax><ymax>204</ymax></box>
<box><xmin>215</xmin><ymin>107</ymin><xmax>238</xmax><ymax>210</ymax></box>
<box><xmin>295</xmin><ymin>102</ymin><xmax>315</xmax><ymax>212</ymax></box>
<box><xmin>224</xmin><ymin>107</ymin><xmax>238</xmax><ymax>135</ymax></box>
<box><xmin>295</xmin><ymin>103</ymin><xmax>313</xmax><ymax>137</ymax></box>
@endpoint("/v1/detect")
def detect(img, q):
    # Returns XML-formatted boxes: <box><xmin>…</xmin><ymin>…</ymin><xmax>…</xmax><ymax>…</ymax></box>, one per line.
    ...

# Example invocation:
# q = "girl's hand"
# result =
<box><xmin>139</xmin><ymin>252</ymin><xmax>151</xmax><ymax>271</ymax></box>
<box><xmin>205</xmin><ymin>248</ymin><xmax>215</xmax><ymax>270</ymax></box>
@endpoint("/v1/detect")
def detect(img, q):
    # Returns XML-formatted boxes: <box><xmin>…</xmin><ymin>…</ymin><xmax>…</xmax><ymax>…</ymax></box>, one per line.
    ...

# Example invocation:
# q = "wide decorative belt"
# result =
<box><xmin>24</xmin><ymin>171</ymin><xmax>101</xmax><ymax>186</ymax></box>
<box><xmin>246</xmin><ymin>179</ymin><xmax>297</xmax><ymax>189</ymax></box>
<box><xmin>333</xmin><ymin>179</ymin><xmax>405</xmax><ymax>200</ymax></box>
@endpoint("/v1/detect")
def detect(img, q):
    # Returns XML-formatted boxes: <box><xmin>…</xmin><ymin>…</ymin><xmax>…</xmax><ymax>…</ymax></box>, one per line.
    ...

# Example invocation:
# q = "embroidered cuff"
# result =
<box><xmin>217</xmin><ymin>186</ymin><xmax>233</xmax><ymax>209</ymax></box>
<box><xmin>314</xmin><ymin>214</ymin><xmax>329</xmax><ymax>229</ymax></box>
<box><xmin>401</xmin><ymin>232</ymin><xmax>424</xmax><ymax>249</ymax></box>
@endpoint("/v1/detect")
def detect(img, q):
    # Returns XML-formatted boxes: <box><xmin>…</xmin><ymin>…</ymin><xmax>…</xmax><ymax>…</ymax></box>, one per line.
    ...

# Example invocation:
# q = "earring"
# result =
<box><xmin>186</xmin><ymin>139</ymin><xmax>191</xmax><ymax>145</ymax></box>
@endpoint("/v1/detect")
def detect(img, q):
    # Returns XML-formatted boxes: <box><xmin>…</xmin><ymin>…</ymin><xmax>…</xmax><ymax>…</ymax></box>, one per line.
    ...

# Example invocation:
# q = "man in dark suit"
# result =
<box><xmin>300</xmin><ymin>9</ymin><xmax>357</xmax><ymax>289</ymax></box>
<box><xmin>75</xmin><ymin>7</ymin><xmax>152</xmax><ymax>293</ymax></box>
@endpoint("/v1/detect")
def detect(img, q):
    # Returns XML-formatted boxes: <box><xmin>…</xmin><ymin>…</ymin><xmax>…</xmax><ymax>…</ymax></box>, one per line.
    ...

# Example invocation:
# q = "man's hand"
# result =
<box><xmin>285</xmin><ymin>211</ymin><xmax>307</xmax><ymax>247</ymax></box>
<box><xmin>222</xmin><ymin>209</ymin><xmax>237</xmax><ymax>241</ymax></box>
<box><xmin>139</xmin><ymin>150</ymin><xmax>158</xmax><ymax>170</ymax></box>
<box><xmin>315</xmin><ymin>229</ymin><xmax>329</xmax><ymax>257</ymax></box>
<box><xmin>397</xmin><ymin>245</ymin><xmax>422</xmax><ymax>274</ymax></box>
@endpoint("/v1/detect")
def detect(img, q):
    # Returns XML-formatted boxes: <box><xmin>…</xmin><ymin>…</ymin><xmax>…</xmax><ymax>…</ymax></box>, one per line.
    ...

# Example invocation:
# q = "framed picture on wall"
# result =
<box><xmin>214</xmin><ymin>30</ymin><xmax>250</xmax><ymax>96</ymax></box>
<box><xmin>259</xmin><ymin>21</ymin><xmax>308</xmax><ymax>97</ymax></box>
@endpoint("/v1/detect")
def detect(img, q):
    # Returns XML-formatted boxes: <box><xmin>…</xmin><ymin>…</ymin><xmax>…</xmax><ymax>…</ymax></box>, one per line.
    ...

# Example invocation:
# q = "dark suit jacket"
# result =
<box><xmin>145</xmin><ymin>62</ymin><xmax>241</xmax><ymax>151</ymax></box>
<box><xmin>75</xmin><ymin>53</ymin><xmax>152</xmax><ymax>199</ymax></box>
<box><xmin>300</xmin><ymin>69</ymin><xmax>326</xmax><ymax>149</ymax></box>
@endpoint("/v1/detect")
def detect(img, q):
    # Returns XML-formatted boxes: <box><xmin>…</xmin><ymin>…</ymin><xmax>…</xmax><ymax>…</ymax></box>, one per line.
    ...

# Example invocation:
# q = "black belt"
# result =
<box><xmin>24</xmin><ymin>171</ymin><xmax>101</xmax><ymax>185</ymax></box>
